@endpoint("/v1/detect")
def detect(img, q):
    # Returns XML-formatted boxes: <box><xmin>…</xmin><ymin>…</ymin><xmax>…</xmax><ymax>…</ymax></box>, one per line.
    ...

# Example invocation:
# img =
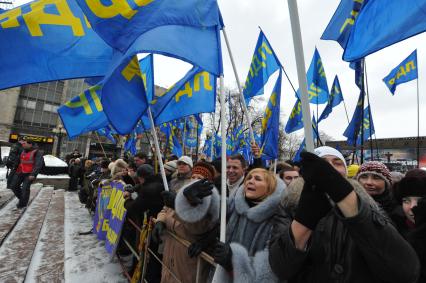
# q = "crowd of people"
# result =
<box><xmin>4</xmin><ymin>139</ymin><xmax>426</xmax><ymax>282</ymax></box>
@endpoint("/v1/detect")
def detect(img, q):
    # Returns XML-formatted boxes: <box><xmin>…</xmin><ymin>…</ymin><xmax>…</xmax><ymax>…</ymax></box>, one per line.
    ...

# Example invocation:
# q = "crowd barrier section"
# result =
<box><xmin>92</xmin><ymin>180</ymin><xmax>216</xmax><ymax>282</ymax></box>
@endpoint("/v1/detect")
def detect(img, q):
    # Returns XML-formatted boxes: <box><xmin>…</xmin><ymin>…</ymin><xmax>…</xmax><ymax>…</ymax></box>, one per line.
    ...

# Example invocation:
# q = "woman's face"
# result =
<box><xmin>191</xmin><ymin>173</ymin><xmax>205</xmax><ymax>180</ymax></box>
<box><xmin>244</xmin><ymin>171</ymin><xmax>268</xmax><ymax>200</ymax></box>
<box><xmin>402</xmin><ymin>196</ymin><xmax>422</xmax><ymax>224</ymax></box>
<box><xmin>358</xmin><ymin>173</ymin><xmax>386</xmax><ymax>196</ymax></box>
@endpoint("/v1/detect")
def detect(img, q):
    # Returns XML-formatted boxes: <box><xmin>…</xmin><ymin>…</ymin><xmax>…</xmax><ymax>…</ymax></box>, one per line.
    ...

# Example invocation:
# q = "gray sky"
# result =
<box><xmin>14</xmin><ymin>0</ymin><xmax>426</xmax><ymax>141</ymax></box>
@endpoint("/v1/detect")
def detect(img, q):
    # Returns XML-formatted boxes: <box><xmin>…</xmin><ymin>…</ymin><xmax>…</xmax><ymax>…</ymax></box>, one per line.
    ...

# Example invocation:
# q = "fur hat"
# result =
<box><xmin>164</xmin><ymin>160</ymin><xmax>177</xmax><ymax>173</ymax></box>
<box><xmin>191</xmin><ymin>162</ymin><xmax>215</xmax><ymax>181</ymax></box>
<box><xmin>111</xmin><ymin>159</ymin><xmax>128</xmax><ymax>179</ymax></box>
<box><xmin>395</xmin><ymin>177</ymin><xmax>426</xmax><ymax>201</ymax></box>
<box><xmin>314</xmin><ymin>146</ymin><xmax>347</xmax><ymax>174</ymax></box>
<box><xmin>356</xmin><ymin>161</ymin><xmax>392</xmax><ymax>188</ymax></box>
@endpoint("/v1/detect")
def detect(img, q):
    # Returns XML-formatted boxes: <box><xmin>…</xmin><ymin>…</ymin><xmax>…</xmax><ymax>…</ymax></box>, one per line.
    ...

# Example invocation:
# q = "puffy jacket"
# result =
<box><xmin>268</xmin><ymin>179</ymin><xmax>420</xmax><ymax>283</ymax></box>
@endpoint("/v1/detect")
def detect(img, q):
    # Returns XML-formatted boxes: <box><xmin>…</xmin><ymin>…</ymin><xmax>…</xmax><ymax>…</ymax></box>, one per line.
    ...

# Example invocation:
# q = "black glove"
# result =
<box><xmin>413</xmin><ymin>197</ymin><xmax>426</xmax><ymax>226</ymax></box>
<box><xmin>213</xmin><ymin>241</ymin><xmax>233</xmax><ymax>272</ymax></box>
<box><xmin>300</xmin><ymin>152</ymin><xmax>353</xmax><ymax>203</ymax></box>
<box><xmin>183</xmin><ymin>179</ymin><xmax>214</xmax><ymax>206</ymax></box>
<box><xmin>151</xmin><ymin>221</ymin><xmax>166</xmax><ymax>244</ymax></box>
<box><xmin>294</xmin><ymin>182</ymin><xmax>332</xmax><ymax>230</ymax></box>
<box><xmin>188</xmin><ymin>226</ymin><xmax>219</xmax><ymax>258</ymax></box>
<box><xmin>161</xmin><ymin>191</ymin><xmax>176</xmax><ymax>209</ymax></box>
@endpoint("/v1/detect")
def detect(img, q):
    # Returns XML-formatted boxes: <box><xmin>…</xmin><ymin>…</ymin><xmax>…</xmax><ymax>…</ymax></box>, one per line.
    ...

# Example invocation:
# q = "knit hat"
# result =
<box><xmin>347</xmin><ymin>164</ymin><xmax>360</xmax><ymax>178</ymax></box>
<box><xmin>191</xmin><ymin>162</ymin><xmax>215</xmax><ymax>181</ymax></box>
<box><xmin>314</xmin><ymin>146</ymin><xmax>347</xmax><ymax>174</ymax></box>
<box><xmin>356</xmin><ymin>161</ymin><xmax>392</xmax><ymax>188</ymax></box>
<box><xmin>137</xmin><ymin>164</ymin><xmax>154</xmax><ymax>178</ymax></box>
<box><xmin>164</xmin><ymin>160</ymin><xmax>177</xmax><ymax>173</ymax></box>
<box><xmin>177</xmin><ymin>156</ymin><xmax>193</xmax><ymax>168</ymax></box>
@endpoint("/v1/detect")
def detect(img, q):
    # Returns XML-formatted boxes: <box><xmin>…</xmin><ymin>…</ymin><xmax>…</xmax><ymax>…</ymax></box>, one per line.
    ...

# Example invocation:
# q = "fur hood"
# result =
<box><xmin>111</xmin><ymin>159</ymin><xmax>128</xmax><ymax>179</ymax></box>
<box><xmin>281</xmin><ymin>177</ymin><xmax>382</xmax><ymax>215</ymax></box>
<box><xmin>233</xmin><ymin>177</ymin><xmax>286</xmax><ymax>223</ymax></box>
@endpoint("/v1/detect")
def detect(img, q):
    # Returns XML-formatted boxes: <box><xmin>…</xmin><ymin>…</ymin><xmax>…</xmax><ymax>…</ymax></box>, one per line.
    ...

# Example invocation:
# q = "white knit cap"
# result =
<box><xmin>177</xmin><ymin>156</ymin><xmax>193</xmax><ymax>168</ymax></box>
<box><xmin>314</xmin><ymin>146</ymin><xmax>347</xmax><ymax>174</ymax></box>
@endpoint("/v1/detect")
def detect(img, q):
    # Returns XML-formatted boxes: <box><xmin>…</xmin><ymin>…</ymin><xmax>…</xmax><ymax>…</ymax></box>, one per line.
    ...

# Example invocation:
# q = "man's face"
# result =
<box><xmin>282</xmin><ymin>170</ymin><xmax>299</xmax><ymax>186</ymax></box>
<box><xmin>227</xmin><ymin>159</ymin><xmax>245</xmax><ymax>185</ymax></box>
<box><xmin>177</xmin><ymin>162</ymin><xmax>191</xmax><ymax>175</ymax></box>
<box><xmin>134</xmin><ymin>157</ymin><xmax>146</xmax><ymax>167</ymax></box>
<box><xmin>22</xmin><ymin>141</ymin><xmax>32</xmax><ymax>150</ymax></box>
<box><xmin>322</xmin><ymin>155</ymin><xmax>347</xmax><ymax>177</ymax></box>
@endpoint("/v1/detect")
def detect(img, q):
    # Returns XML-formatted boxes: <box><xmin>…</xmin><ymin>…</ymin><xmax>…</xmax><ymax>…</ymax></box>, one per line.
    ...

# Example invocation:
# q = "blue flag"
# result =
<box><xmin>383</xmin><ymin>50</ymin><xmax>418</xmax><ymax>95</ymax></box>
<box><xmin>231</xmin><ymin>126</ymin><xmax>245</xmax><ymax>154</ymax></box>
<box><xmin>318</xmin><ymin>75</ymin><xmax>344</xmax><ymax>123</ymax></box>
<box><xmin>58</xmin><ymin>85</ymin><xmax>108</xmax><ymax>138</ymax></box>
<box><xmin>356</xmin><ymin>106</ymin><xmax>375</xmax><ymax>145</ymax></box>
<box><xmin>285</xmin><ymin>99</ymin><xmax>303</xmax><ymax>133</ymax></box>
<box><xmin>243</xmin><ymin>30</ymin><xmax>281</xmax><ymax>102</ymax></box>
<box><xmin>260</xmin><ymin>71</ymin><xmax>282</xmax><ymax>160</ymax></box>
<box><xmin>101</xmin><ymin>55</ymin><xmax>148</xmax><ymax>135</ymax></box>
<box><xmin>203</xmin><ymin>135</ymin><xmax>213</xmax><ymax>157</ymax></box>
<box><xmin>124</xmin><ymin>134</ymin><xmax>137</xmax><ymax>156</ymax></box>
<box><xmin>139</xmin><ymin>54</ymin><xmax>155</xmax><ymax>102</ymax></box>
<box><xmin>343</xmin><ymin>0</ymin><xmax>426</xmax><ymax>62</ymax></box>
<box><xmin>321</xmin><ymin>0</ymin><xmax>368</xmax><ymax>48</ymax></box>
<box><xmin>305</xmin><ymin>48</ymin><xmax>329</xmax><ymax>104</ymax></box>
<box><xmin>97</xmin><ymin>126</ymin><xmax>116</xmax><ymax>144</ymax></box>
<box><xmin>0</xmin><ymin>0</ymin><xmax>113</xmax><ymax>90</ymax></box>
<box><xmin>153</xmin><ymin>67</ymin><xmax>216</xmax><ymax>125</ymax></box>
<box><xmin>76</xmin><ymin>0</ymin><xmax>223</xmax><ymax>76</ymax></box>
<box><xmin>161</xmin><ymin>123</ymin><xmax>182</xmax><ymax>157</ymax></box>
<box><xmin>343</xmin><ymin>92</ymin><xmax>364</xmax><ymax>145</ymax></box>
<box><xmin>293</xmin><ymin>117</ymin><xmax>319</xmax><ymax>162</ymax></box>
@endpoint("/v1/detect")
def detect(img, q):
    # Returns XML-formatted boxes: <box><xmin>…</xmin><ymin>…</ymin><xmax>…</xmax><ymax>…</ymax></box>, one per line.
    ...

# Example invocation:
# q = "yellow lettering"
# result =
<box><xmin>102</xmin><ymin>219</ymin><xmax>109</xmax><ymax>232</ymax></box>
<box><xmin>388</xmin><ymin>78</ymin><xmax>395</xmax><ymax>86</ymax></box>
<box><xmin>258</xmin><ymin>42</ymin><xmax>273</xmax><ymax>60</ymax></box>
<box><xmin>89</xmin><ymin>86</ymin><xmax>103</xmax><ymax>112</ymax></box>
<box><xmin>142</xmin><ymin>73</ymin><xmax>147</xmax><ymax>91</ymax></box>
<box><xmin>249</xmin><ymin>55</ymin><xmax>264</xmax><ymax>78</ymax></box>
<box><xmin>396</xmin><ymin>66</ymin><xmax>406</xmax><ymax>79</ymax></box>
<box><xmin>363</xmin><ymin>117</ymin><xmax>370</xmax><ymax>129</ymax></box>
<box><xmin>175</xmin><ymin>82</ymin><xmax>192</xmax><ymax>102</ymax></box>
<box><xmin>107</xmin><ymin>228</ymin><xmax>118</xmax><ymax>243</ymax></box>
<box><xmin>406</xmin><ymin>61</ymin><xmax>416</xmax><ymax>73</ymax></box>
<box><xmin>308</xmin><ymin>83</ymin><xmax>322</xmax><ymax>100</ymax></box>
<box><xmin>65</xmin><ymin>85</ymin><xmax>101</xmax><ymax>115</ymax></box>
<box><xmin>121</xmin><ymin>56</ymin><xmax>143</xmax><ymax>82</ymax></box>
<box><xmin>316</xmin><ymin>59</ymin><xmax>326</xmax><ymax>78</ymax></box>
<box><xmin>107</xmin><ymin>188</ymin><xmax>118</xmax><ymax>210</ymax></box>
<box><xmin>23</xmin><ymin>0</ymin><xmax>84</xmax><ymax>37</ymax></box>
<box><xmin>0</xmin><ymin>7</ymin><xmax>22</xmax><ymax>29</ymax></box>
<box><xmin>290</xmin><ymin>101</ymin><xmax>302</xmax><ymax>119</ymax></box>
<box><xmin>193</xmin><ymin>71</ymin><xmax>213</xmax><ymax>91</ymax></box>
<box><xmin>86</xmin><ymin>0</ymin><xmax>154</xmax><ymax>20</ymax></box>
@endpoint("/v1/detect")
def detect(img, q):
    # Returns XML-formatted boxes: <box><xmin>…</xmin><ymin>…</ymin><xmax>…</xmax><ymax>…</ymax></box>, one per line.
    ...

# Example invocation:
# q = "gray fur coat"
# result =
<box><xmin>175</xmin><ymin>178</ymin><xmax>286</xmax><ymax>283</ymax></box>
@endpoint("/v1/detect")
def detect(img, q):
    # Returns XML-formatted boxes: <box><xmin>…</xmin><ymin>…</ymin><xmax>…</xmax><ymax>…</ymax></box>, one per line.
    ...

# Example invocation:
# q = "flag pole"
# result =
<box><xmin>219</xmin><ymin>75</ymin><xmax>227</xmax><ymax>242</ymax></box>
<box><xmin>417</xmin><ymin>77</ymin><xmax>420</xmax><ymax>168</ymax></box>
<box><xmin>95</xmin><ymin>132</ymin><xmax>108</xmax><ymax>159</ymax></box>
<box><xmin>287</xmin><ymin>0</ymin><xmax>314</xmax><ymax>152</ymax></box>
<box><xmin>364</xmin><ymin>61</ymin><xmax>374</xmax><ymax>161</ymax></box>
<box><xmin>222</xmin><ymin>28</ymin><xmax>256</xmax><ymax>143</ymax></box>
<box><xmin>342</xmin><ymin>100</ymin><xmax>351</xmax><ymax>124</ymax></box>
<box><xmin>147</xmin><ymin>107</ymin><xmax>169</xmax><ymax>191</ymax></box>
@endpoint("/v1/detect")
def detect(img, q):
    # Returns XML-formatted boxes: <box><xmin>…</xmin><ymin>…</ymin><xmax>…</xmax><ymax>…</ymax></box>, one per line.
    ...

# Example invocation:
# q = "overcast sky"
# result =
<box><xmin>14</xmin><ymin>0</ymin><xmax>426</xmax><ymax>141</ymax></box>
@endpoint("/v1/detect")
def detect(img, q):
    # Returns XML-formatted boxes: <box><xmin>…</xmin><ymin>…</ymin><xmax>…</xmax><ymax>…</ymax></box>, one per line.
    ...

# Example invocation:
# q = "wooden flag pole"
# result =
<box><xmin>287</xmin><ymin>0</ymin><xmax>314</xmax><ymax>152</ymax></box>
<box><xmin>147</xmin><ymin>107</ymin><xmax>169</xmax><ymax>191</ymax></box>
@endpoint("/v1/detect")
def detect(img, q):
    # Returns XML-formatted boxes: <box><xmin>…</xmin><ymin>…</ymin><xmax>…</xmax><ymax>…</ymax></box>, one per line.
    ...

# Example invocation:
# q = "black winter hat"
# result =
<box><xmin>395</xmin><ymin>176</ymin><xmax>426</xmax><ymax>201</ymax></box>
<box><xmin>137</xmin><ymin>164</ymin><xmax>154</xmax><ymax>178</ymax></box>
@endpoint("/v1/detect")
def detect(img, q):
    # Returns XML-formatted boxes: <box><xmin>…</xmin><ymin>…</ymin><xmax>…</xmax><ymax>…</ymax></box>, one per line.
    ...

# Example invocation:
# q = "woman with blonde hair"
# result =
<box><xmin>174</xmin><ymin>167</ymin><xmax>285</xmax><ymax>282</ymax></box>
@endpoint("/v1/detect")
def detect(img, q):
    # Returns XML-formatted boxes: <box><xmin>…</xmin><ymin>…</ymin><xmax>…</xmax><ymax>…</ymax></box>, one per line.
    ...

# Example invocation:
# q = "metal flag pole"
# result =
<box><xmin>221</xmin><ymin>28</ymin><xmax>256</xmax><ymax>143</ymax></box>
<box><xmin>287</xmin><ymin>0</ymin><xmax>314</xmax><ymax>152</ymax></box>
<box><xmin>147</xmin><ymin>107</ymin><xmax>169</xmax><ymax>191</ymax></box>
<box><xmin>364</xmin><ymin>61</ymin><xmax>374</xmax><ymax>161</ymax></box>
<box><xmin>219</xmin><ymin>75</ymin><xmax>227</xmax><ymax>242</ymax></box>
<box><xmin>417</xmin><ymin>76</ymin><xmax>421</xmax><ymax>168</ymax></box>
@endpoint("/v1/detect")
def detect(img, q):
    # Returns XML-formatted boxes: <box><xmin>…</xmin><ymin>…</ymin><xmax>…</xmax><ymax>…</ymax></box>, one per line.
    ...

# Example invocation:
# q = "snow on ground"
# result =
<box><xmin>43</xmin><ymin>155</ymin><xmax>68</xmax><ymax>167</ymax></box>
<box><xmin>37</xmin><ymin>174</ymin><xmax>70</xmax><ymax>179</ymax></box>
<box><xmin>64</xmin><ymin>191</ymin><xmax>127</xmax><ymax>283</ymax></box>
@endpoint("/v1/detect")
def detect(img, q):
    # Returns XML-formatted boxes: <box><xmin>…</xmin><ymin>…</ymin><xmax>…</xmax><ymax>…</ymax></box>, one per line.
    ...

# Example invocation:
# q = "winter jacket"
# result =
<box><xmin>6</xmin><ymin>142</ymin><xmax>23</xmax><ymax>170</ymax></box>
<box><xmin>268</xmin><ymin>179</ymin><xmax>420</xmax><ymax>283</ymax></box>
<box><xmin>169</xmin><ymin>171</ymin><xmax>192</xmax><ymax>193</ymax></box>
<box><xmin>407</xmin><ymin>223</ymin><xmax>426</xmax><ymax>282</ymax></box>
<box><xmin>157</xmin><ymin>182</ymin><xmax>217</xmax><ymax>283</ymax></box>
<box><xmin>372</xmin><ymin>188</ymin><xmax>399</xmax><ymax>218</ymax></box>
<box><xmin>124</xmin><ymin>175</ymin><xmax>164</xmax><ymax>225</ymax></box>
<box><xmin>174</xmin><ymin>178</ymin><xmax>286</xmax><ymax>283</ymax></box>
<box><xmin>17</xmin><ymin>148</ymin><xmax>44</xmax><ymax>177</ymax></box>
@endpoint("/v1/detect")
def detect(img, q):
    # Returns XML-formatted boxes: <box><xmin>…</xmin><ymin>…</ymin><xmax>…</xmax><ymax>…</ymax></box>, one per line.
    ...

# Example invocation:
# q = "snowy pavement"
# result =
<box><xmin>0</xmin><ymin>169</ymin><xmax>127</xmax><ymax>283</ymax></box>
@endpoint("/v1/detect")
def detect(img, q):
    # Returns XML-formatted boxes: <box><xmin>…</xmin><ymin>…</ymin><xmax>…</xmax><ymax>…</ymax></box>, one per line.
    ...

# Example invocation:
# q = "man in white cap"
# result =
<box><xmin>170</xmin><ymin>156</ymin><xmax>193</xmax><ymax>192</ymax></box>
<box><xmin>313</xmin><ymin>146</ymin><xmax>347</xmax><ymax>177</ymax></box>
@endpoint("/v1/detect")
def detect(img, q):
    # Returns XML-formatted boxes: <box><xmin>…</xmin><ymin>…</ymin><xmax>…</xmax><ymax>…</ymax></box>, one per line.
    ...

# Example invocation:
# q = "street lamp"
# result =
<box><xmin>52</xmin><ymin>125</ymin><xmax>67</xmax><ymax>158</ymax></box>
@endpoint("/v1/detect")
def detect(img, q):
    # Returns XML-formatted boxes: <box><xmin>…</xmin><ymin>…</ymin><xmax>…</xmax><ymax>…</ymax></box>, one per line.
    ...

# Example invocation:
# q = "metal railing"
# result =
<box><xmin>117</xmin><ymin>216</ymin><xmax>216</xmax><ymax>283</ymax></box>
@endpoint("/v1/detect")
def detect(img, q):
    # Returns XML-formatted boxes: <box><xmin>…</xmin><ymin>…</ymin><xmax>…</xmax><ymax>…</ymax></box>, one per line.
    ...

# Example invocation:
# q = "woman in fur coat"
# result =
<box><xmin>174</xmin><ymin>167</ymin><xmax>286</xmax><ymax>283</ymax></box>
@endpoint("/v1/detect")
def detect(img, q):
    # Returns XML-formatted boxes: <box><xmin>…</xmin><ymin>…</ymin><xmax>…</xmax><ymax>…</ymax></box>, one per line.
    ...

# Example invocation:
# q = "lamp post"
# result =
<box><xmin>52</xmin><ymin>125</ymin><xmax>67</xmax><ymax>158</ymax></box>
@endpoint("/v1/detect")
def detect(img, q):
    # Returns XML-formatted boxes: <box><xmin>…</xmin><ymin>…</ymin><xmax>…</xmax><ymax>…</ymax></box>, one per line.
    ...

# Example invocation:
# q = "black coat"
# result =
<box><xmin>268</xmin><ymin>179</ymin><xmax>420</xmax><ymax>283</ymax></box>
<box><xmin>124</xmin><ymin>175</ymin><xmax>164</xmax><ymax>224</ymax></box>
<box><xmin>6</xmin><ymin>142</ymin><xmax>23</xmax><ymax>170</ymax></box>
